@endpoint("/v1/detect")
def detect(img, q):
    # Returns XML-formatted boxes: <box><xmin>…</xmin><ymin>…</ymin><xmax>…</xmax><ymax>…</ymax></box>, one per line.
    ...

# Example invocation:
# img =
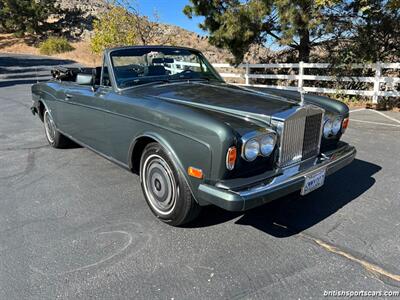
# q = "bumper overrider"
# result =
<box><xmin>198</xmin><ymin>142</ymin><xmax>356</xmax><ymax>211</ymax></box>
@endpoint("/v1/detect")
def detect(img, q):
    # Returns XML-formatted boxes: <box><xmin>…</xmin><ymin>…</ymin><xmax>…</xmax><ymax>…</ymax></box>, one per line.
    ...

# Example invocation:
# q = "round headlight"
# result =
<box><xmin>332</xmin><ymin>117</ymin><xmax>342</xmax><ymax>135</ymax></box>
<box><xmin>260</xmin><ymin>134</ymin><xmax>276</xmax><ymax>157</ymax></box>
<box><xmin>323</xmin><ymin>118</ymin><xmax>333</xmax><ymax>138</ymax></box>
<box><xmin>244</xmin><ymin>139</ymin><xmax>259</xmax><ymax>161</ymax></box>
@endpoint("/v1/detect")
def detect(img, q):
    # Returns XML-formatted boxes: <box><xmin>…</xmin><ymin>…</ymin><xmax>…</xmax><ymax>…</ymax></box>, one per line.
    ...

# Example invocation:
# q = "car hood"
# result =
<box><xmin>131</xmin><ymin>81</ymin><xmax>347</xmax><ymax>125</ymax></box>
<box><xmin>249</xmin><ymin>87</ymin><xmax>349</xmax><ymax>116</ymax></box>
<box><xmin>135</xmin><ymin>81</ymin><xmax>299</xmax><ymax>124</ymax></box>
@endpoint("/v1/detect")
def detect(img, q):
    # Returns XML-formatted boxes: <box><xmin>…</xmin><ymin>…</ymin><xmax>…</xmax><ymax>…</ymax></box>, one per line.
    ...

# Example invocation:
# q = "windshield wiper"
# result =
<box><xmin>189</xmin><ymin>77</ymin><xmax>210</xmax><ymax>82</ymax></box>
<box><xmin>136</xmin><ymin>79</ymin><xmax>170</xmax><ymax>85</ymax></box>
<box><xmin>120</xmin><ymin>79</ymin><xmax>170</xmax><ymax>88</ymax></box>
<box><xmin>170</xmin><ymin>76</ymin><xmax>211</xmax><ymax>83</ymax></box>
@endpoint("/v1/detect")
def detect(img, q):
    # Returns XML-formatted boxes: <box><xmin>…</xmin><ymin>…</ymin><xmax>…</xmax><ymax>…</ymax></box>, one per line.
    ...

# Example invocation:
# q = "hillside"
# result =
<box><xmin>59</xmin><ymin>0</ymin><xmax>235</xmax><ymax>63</ymax></box>
<box><xmin>0</xmin><ymin>0</ymin><xmax>274</xmax><ymax>66</ymax></box>
<box><xmin>58</xmin><ymin>0</ymin><xmax>109</xmax><ymax>14</ymax></box>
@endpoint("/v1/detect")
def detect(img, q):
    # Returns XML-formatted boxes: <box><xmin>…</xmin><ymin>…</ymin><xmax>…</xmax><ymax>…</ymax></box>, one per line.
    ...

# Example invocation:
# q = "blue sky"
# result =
<box><xmin>134</xmin><ymin>0</ymin><xmax>281</xmax><ymax>50</ymax></box>
<box><xmin>135</xmin><ymin>0</ymin><xmax>206</xmax><ymax>35</ymax></box>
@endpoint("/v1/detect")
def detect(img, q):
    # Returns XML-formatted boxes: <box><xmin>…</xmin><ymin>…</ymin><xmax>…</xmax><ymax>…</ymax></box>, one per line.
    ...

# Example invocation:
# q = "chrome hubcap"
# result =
<box><xmin>44</xmin><ymin>110</ymin><xmax>56</xmax><ymax>143</ymax></box>
<box><xmin>142</xmin><ymin>154</ymin><xmax>177</xmax><ymax>215</ymax></box>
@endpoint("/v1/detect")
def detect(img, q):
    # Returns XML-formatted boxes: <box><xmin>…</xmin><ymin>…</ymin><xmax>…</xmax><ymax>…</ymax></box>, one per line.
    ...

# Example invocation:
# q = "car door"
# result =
<box><xmin>101</xmin><ymin>56</ymin><xmax>144</xmax><ymax>165</ymax></box>
<box><xmin>57</xmin><ymin>80</ymin><xmax>111</xmax><ymax>154</ymax></box>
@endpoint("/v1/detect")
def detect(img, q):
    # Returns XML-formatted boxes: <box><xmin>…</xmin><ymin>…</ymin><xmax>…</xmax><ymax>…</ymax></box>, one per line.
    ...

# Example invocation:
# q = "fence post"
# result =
<box><xmin>245</xmin><ymin>63</ymin><xmax>250</xmax><ymax>85</ymax></box>
<box><xmin>298</xmin><ymin>61</ymin><xmax>305</xmax><ymax>105</ymax></box>
<box><xmin>372</xmin><ymin>62</ymin><xmax>381</xmax><ymax>104</ymax></box>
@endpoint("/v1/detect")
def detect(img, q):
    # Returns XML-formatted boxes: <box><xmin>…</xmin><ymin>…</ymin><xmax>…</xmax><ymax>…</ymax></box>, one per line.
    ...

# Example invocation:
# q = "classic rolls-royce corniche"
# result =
<box><xmin>31</xmin><ymin>46</ymin><xmax>356</xmax><ymax>226</ymax></box>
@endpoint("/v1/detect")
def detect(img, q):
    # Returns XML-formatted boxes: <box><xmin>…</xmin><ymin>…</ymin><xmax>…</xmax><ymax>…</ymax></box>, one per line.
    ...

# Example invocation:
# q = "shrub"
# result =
<box><xmin>39</xmin><ymin>37</ymin><xmax>74</xmax><ymax>55</ymax></box>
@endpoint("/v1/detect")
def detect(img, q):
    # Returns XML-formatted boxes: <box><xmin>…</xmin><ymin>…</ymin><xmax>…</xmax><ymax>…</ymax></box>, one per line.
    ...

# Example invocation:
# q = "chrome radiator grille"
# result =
<box><xmin>276</xmin><ymin>107</ymin><xmax>323</xmax><ymax>167</ymax></box>
<box><xmin>302</xmin><ymin>113</ymin><xmax>323</xmax><ymax>159</ymax></box>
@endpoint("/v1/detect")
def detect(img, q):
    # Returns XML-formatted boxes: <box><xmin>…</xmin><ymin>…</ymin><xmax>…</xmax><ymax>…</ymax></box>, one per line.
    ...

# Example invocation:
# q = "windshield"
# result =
<box><xmin>109</xmin><ymin>47</ymin><xmax>223</xmax><ymax>88</ymax></box>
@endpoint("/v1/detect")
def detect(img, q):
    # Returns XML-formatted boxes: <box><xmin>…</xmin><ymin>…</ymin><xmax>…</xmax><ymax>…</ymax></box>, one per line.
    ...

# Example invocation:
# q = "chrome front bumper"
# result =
<box><xmin>198</xmin><ymin>143</ymin><xmax>356</xmax><ymax>211</ymax></box>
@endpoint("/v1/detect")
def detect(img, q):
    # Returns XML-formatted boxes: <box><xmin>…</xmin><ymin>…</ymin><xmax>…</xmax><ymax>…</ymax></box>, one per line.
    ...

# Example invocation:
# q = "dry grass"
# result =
<box><xmin>0</xmin><ymin>34</ymin><xmax>101</xmax><ymax>66</ymax></box>
<box><xmin>0</xmin><ymin>34</ymin><xmax>40</xmax><ymax>55</ymax></box>
<box><xmin>52</xmin><ymin>41</ymin><xmax>102</xmax><ymax>66</ymax></box>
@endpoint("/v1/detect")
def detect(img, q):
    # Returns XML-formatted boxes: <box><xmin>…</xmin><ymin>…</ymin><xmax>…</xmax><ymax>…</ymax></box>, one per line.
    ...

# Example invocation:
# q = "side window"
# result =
<box><xmin>101</xmin><ymin>59</ymin><xmax>111</xmax><ymax>87</ymax></box>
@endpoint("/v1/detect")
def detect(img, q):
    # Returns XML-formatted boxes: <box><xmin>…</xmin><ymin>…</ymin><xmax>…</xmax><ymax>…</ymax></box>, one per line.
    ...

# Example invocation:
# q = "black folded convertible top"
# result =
<box><xmin>51</xmin><ymin>67</ymin><xmax>94</xmax><ymax>81</ymax></box>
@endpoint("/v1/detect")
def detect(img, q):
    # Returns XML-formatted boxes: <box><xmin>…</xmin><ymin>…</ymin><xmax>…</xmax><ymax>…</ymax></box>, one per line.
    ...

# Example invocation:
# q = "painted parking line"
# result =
<box><xmin>350</xmin><ymin>108</ymin><xmax>400</xmax><ymax>126</ymax></box>
<box><xmin>372</xmin><ymin>110</ymin><xmax>400</xmax><ymax>124</ymax></box>
<box><xmin>350</xmin><ymin>119</ymin><xmax>400</xmax><ymax>127</ymax></box>
<box><xmin>349</xmin><ymin>108</ymin><xmax>366</xmax><ymax>113</ymax></box>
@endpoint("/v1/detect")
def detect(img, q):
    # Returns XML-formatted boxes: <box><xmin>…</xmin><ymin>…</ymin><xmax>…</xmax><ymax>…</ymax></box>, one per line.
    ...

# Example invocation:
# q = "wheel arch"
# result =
<box><xmin>128</xmin><ymin>133</ymin><xmax>207</xmax><ymax>206</ymax></box>
<box><xmin>129</xmin><ymin>133</ymin><xmax>186</xmax><ymax>177</ymax></box>
<box><xmin>129</xmin><ymin>135</ymin><xmax>157</xmax><ymax>174</ymax></box>
<box><xmin>37</xmin><ymin>100</ymin><xmax>46</xmax><ymax>122</ymax></box>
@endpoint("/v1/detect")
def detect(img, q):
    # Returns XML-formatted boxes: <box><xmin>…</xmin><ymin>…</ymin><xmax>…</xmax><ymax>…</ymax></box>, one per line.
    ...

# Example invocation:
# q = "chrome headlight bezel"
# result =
<box><xmin>241</xmin><ymin>130</ymin><xmax>277</xmax><ymax>161</ymax></box>
<box><xmin>323</xmin><ymin>117</ymin><xmax>333</xmax><ymax>138</ymax></box>
<box><xmin>323</xmin><ymin>114</ymin><xmax>343</xmax><ymax>138</ymax></box>
<box><xmin>332</xmin><ymin>117</ymin><xmax>342</xmax><ymax>135</ymax></box>
<box><xmin>243</xmin><ymin>139</ymin><xmax>260</xmax><ymax>161</ymax></box>
<box><xmin>260</xmin><ymin>134</ymin><xmax>277</xmax><ymax>157</ymax></box>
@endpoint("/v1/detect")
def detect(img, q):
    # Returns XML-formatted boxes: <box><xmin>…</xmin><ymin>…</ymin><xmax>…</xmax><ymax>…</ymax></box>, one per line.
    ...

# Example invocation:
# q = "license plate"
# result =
<box><xmin>301</xmin><ymin>168</ymin><xmax>326</xmax><ymax>195</ymax></box>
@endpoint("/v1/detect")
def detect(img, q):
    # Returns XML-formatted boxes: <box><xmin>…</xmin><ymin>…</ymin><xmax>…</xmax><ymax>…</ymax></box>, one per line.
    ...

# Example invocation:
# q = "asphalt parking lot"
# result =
<box><xmin>1</xmin><ymin>54</ymin><xmax>400</xmax><ymax>299</ymax></box>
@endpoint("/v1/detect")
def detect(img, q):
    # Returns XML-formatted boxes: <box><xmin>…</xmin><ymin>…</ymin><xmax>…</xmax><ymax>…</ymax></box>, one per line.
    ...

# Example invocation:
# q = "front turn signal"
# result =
<box><xmin>188</xmin><ymin>166</ymin><xmax>203</xmax><ymax>179</ymax></box>
<box><xmin>342</xmin><ymin>117</ymin><xmax>349</xmax><ymax>133</ymax></box>
<box><xmin>226</xmin><ymin>146</ymin><xmax>237</xmax><ymax>170</ymax></box>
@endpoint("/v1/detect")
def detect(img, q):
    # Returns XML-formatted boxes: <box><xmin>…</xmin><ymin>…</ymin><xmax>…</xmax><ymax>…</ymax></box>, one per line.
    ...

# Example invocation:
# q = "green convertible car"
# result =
<box><xmin>31</xmin><ymin>46</ymin><xmax>356</xmax><ymax>226</ymax></box>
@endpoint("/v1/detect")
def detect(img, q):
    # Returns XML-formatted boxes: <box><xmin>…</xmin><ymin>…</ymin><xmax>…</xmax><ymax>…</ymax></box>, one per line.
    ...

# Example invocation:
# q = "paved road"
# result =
<box><xmin>1</xmin><ymin>54</ymin><xmax>399</xmax><ymax>299</ymax></box>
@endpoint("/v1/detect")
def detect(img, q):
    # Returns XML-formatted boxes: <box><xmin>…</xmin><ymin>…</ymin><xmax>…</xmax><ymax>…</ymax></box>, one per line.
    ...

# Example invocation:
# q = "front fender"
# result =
<box><xmin>128</xmin><ymin>131</ymin><xmax>212</xmax><ymax>206</ymax></box>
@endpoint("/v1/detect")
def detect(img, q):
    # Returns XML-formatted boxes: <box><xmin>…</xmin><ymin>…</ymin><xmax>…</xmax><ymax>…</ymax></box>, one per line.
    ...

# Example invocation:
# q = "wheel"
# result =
<box><xmin>140</xmin><ymin>142</ymin><xmax>201</xmax><ymax>226</ymax></box>
<box><xmin>43</xmin><ymin>107</ymin><xmax>70</xmax><ymax>148</ymax></box>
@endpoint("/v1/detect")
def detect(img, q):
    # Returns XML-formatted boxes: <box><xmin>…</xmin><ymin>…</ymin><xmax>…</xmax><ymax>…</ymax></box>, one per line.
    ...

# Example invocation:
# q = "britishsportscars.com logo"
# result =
<box><xmin>324</xmin><ymin>290</ymin><xmax>400</xmax><ymax>298</ymax></box>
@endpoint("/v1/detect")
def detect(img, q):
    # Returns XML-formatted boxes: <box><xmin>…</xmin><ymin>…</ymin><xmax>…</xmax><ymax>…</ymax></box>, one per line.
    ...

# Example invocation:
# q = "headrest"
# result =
<box><xmin>152</xmin><ymin>57</ymin><xmax>174</xmax><ymax>64</ymax></box>
<box><xmin>147</xmin><ymin>65</ymin><xmax>167</xmax><ymax>76</ymax></box>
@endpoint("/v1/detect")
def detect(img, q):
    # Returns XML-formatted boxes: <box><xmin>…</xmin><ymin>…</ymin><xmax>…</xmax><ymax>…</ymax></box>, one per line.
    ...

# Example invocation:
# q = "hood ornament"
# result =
<box><xmin>299</xmin><ymin>87</ymin><xmax>305</xmax><ymax>106</ymax></box>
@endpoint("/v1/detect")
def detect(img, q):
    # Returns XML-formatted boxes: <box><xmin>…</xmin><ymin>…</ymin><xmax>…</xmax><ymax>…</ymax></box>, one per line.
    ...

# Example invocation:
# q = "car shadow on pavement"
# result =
<box><xmin>0</xmin><ymin>56</ymin><xmax>76</xmax><ymax>68</ymax></box>
<box><xmin>0</xmin><ymin>67</ymin><xmax>48</xmax><ymax>74</ymax></box>
<box><xmin>0</xmin><ymin>79</ymin><xmax>49</xmax><ymax>88</ymax></box>
<box><xmin>189</xmin><ymin>159</ymin><xmax>381</xmax><ymax>237</ymax></box>
<box><xmin>2</xmin><ymin>73</ymin><xmax>50</xmax><ymax>80</ymax></box>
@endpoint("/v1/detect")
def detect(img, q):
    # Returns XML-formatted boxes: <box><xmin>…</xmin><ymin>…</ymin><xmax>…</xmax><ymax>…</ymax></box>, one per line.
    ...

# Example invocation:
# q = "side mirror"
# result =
<box><xmin>76</xmin><ymin>73</ymin><xmax>93</xmax><ymax>85</ymax></box>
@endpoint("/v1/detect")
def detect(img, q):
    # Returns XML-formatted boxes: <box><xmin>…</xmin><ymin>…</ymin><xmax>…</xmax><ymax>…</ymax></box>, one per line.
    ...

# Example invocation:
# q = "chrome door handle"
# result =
<box><xmin>65</xmin><ymin>94</ymin><xmax>73</xmax><ymax>100</ymax></box>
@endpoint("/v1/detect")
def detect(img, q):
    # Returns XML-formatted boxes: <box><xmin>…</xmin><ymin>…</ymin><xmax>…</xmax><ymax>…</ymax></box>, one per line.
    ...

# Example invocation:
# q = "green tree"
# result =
<box><xmin>184</xmin><ymin>0</ymin><xmax>342</xmax><ymax>63</ymax></box>
<box><xmin>327</xmin><ymin>0</ymin><xmax>400</xmax><ymax>63</ymax></box>
<box><xmin>185</xmin><ymin>0</ymin><xmax>399</xmax><ymax>64</ymax></box>
<box><xmin>90</xmin><ymin>1</ymin><xmax>173</xmax><ymax>53</ymax></box>
<box><xmin>91</xmin><ymin>6</ymin><xmax>138</xmax><ymax>53</ymax></box>
<box><xmin>0</xmin><ymin>0</ymin><xmax>86</xmax><ymax>38</ymax></box>
<box><xmin>0</xmin><ymin>0</ymin><xmax>61</xmax><ymax>35</ymax></box>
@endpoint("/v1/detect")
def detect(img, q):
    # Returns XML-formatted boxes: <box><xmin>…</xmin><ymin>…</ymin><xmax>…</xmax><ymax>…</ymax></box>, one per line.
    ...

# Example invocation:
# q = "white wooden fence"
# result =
<box><xmin>212</xmin><ymin>62</ymin><xmax>400</xmax><ymax>103</ymax></box>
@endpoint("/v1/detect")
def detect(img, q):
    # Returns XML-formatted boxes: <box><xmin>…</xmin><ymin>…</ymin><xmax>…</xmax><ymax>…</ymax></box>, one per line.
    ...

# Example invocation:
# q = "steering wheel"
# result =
<box><xmin>181</xmin><ymin>69</ymin><xmax>196</xmax><ymax>74</ymax></box>
<box><xmin>130</xmin><ymin>64</ymin><xmax>144</xmax><ymax>74</ymax></box>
